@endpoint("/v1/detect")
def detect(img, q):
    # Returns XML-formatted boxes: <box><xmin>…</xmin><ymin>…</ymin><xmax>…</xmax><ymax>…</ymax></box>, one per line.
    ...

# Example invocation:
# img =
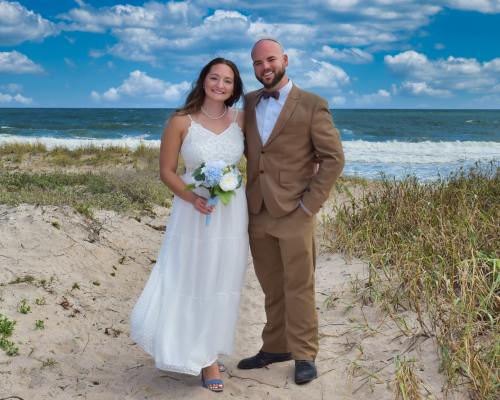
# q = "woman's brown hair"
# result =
<box><xmin>176</xmin><ymin>57</ymin><xmax>243</xmax><ymax>115</ymax></box>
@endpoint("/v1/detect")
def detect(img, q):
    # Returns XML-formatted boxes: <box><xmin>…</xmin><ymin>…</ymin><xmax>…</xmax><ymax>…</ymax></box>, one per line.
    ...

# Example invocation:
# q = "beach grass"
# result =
<box><xmin>0</xmin><ymin>169</ymin><xmax>172</xmax><ymax>213</ymax></box>
<box><xmin>0</xmin><ymin>142</ymin><xmax>158</xmax><ymax>169</ymax></box>
<box><xmin>323</xmin><ymin>163</ymin><xmax>499</xmax><ymax>399</ymax></box>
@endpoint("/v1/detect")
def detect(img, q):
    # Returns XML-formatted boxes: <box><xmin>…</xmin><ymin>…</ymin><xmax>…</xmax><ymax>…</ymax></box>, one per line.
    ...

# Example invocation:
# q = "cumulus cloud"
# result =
<box><xmin>318</xmin><ymin>46</ymin><xmax>373</xmax><ymax>64</ymax></box>
<box><xmin>401</xmin><ymin>81</ymin><xmax>451</xmax><ymax>97</ymax></box>
<box><xmin>0</xmin><ymin>51</ymin><xmax>44</xmax><ymax>74</ymax></box>
<box><xmin>0</xmin><ymin>91</ymin><xmax>32</xmax><ymax>104</ymax></box>
<box><xmin>59</xmin><ymin>2</ymin><xmax>169</xmax><ymax>32</ymax></box>
<box><xmin>0</xmin><ymin>0</ymin><xmax>58</xmax><ymax>45</ymax></box>
<box><xmin>355</xmin><ymin>89</ymin><xmax>391</xmax><ymax>106</ymax></box>
<box><xmin>91</xmin><ymin>70</ymin><xmax>190</xmax><ymax>104</ymax></box>
<box><xmin>302</xmin><ymin>59</ymin><xmax>350</xmax><ymax>88</ymax></box>
<box><xmin>0</xmin><ymin>83</ymin><xmax>22</xmax><ymax>93</ymax></box>
<box><xmin>248</xmin><ymin>21</ymin><xmax>315</xmax><ymax>45</ymax></box>
<box><xmin>52</xmin><ymin>0</ymin><xmax>500</xmax><ymax>68</ymax></box>
<box><xmin>331</xmin><ymin>96</ymin><xmax>346</xmax><ymax>106</ymax></box>
<box><xmin>445</xmin><ymin>0</ymin><xmax>500</xmax><ymax>13</ymax></box>
<box><xmin>385</xmin><ymin>50</ymin><xmax>500</xmax><ymax>96</ymax></box>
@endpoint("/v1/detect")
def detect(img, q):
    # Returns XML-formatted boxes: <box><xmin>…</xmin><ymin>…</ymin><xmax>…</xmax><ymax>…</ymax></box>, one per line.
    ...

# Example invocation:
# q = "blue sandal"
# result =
<box><xmin>201</xmin><ymin>374</ymin><xmax>224</xmax><ymax>392</ymax></box>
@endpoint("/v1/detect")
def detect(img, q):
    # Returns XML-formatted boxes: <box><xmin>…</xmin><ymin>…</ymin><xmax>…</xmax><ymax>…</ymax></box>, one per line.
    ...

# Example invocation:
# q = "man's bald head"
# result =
<box><xmin>251</xmin><ymin>38</ymin><xmax>284</xmax><ymax>60</ymax></box>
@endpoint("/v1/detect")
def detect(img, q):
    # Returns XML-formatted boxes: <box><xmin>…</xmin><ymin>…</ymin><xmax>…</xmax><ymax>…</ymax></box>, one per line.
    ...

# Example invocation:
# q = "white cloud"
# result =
<box><xmin>484</xmin><ymin>58</ymin><xmax>500</xmax><ymax>72</ymax></box>
<box><xmin>355</xmin><ymin>89</ymin><xmax>391</xmax><ymax>106</ymax></box>
<box><xmin>385</xmin><ymin>50</ymin><xmax>500</xmax><ymax>96</ymax></box>
<box><xmin>0</xmin><ymin>0</ymin><xmax>58</xmax><ymax>45</ymax></box>
<box><xmin>109</xmin><ymin>28</ymin><xmax>172</xmax><ymax>63</ymax></box>
<box><xmin>303</xmin><ymin>59</ymin><xmax>350</xmax><ymax>88</ymax></box>
<box><xmin>445</xmin><ymin>0</ymin><xmax>500</xmax><ymax>13</ymax></box>
<box><xmin>318</xmin><ymin>46</ymin><xmax>373</xmax><ymax>64</ymax></box>
<box><xmin>331</xmin><ymin>96</ymin><xmax>346</xmax><ymax>106</ymax></box>
<box><xmin>0</xmin><ymin>83</ymin><xmax>22</xmax><ymax>93</ymax></box>
<box><xmin>401</xmin><ymin>81</ymin><xmax>451</xmax><ymax>97</ymax></box>
<box><xmin>91</xmin><ymin>70</ymin><xmax>191</xmax><ymax>104</ymax></box>
<box><xmin>0</xmin><ymin>91</ymin><xmax>32</xmax><ymax>105</ymax></box>
<box><xmin>248</xmin><ymin>21</ymin><xmax>315</xmax><ymax>45</ymax></box>
<box><xmin>0</xmin><ymin>51</ymin><xmax>44</xmax><ymax>74</ymax></box>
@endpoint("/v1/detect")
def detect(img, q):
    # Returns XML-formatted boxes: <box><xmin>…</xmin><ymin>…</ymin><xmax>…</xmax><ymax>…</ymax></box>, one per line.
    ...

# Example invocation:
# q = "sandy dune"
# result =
<box><xmin>0</xmin><ymin>204</ymin><xmax>467</xmax><ymax>399</ymax></box>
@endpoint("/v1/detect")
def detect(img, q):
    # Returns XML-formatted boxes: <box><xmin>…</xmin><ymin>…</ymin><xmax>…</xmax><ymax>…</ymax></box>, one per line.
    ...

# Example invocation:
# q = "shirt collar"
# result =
<box><xmin>276</xmin><ymin>79</ymin><xmax>293</xmax><ymax>104</ymax></box>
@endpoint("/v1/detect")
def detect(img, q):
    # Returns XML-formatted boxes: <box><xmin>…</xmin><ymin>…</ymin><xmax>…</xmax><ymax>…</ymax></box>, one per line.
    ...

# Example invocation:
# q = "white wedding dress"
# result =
<box><xmin>130</xmin><ymin>110</ymin><xmax>249</xmax><ymax>375</ymax></box>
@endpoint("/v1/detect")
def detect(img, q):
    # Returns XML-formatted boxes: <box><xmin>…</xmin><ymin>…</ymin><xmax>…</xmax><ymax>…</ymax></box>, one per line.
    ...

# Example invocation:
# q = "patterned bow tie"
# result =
<box><xmin>261</xmin><ymin>90</ymin><xmax>280</xmax><ymax>100</ymax></box>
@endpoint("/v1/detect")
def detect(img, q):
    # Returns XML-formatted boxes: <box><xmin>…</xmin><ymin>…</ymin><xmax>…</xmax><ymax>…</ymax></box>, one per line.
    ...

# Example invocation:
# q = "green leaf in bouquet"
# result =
<box><xmin>218</xmin><ymin>190</ymin><xmax>235</xmax><ymax>205</ymax></box>
<box><xmin>193</xmin><ymin>172</ymin><xmax>204</xmax><ymax>181</ymax></box>
<box><xmin>185</xmin><ymin>183</ymin><xmax>196</xmax><ymax>191</ymax></box>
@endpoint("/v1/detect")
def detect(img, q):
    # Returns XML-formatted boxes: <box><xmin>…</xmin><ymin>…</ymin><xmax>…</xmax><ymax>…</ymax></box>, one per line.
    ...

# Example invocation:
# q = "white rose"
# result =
<box><xmin>219</xmin><ymin>172</ymin><xmax>239</xmax><ymax>191</ymax></box>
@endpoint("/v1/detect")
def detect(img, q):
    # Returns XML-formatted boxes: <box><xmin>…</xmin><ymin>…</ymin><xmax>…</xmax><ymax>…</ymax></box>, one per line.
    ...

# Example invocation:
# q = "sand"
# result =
<box><xmin>0</xmin><ymin>203</ymin><xmax>468</xmax><ymax>399</ymax></box>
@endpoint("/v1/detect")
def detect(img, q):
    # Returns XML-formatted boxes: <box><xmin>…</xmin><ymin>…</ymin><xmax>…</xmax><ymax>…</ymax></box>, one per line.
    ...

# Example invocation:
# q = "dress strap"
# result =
<box><xmin>232</xmin><ymin>108</ymin><xmax>239</xmax><ymax>122</ymax></box>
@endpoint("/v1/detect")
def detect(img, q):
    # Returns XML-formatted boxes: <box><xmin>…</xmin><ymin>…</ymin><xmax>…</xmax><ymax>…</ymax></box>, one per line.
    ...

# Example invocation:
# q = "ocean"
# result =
<box><xmin>1</xmin><ymin>108</ymin><xmax>499</xmax><ymax>180</ymax></box>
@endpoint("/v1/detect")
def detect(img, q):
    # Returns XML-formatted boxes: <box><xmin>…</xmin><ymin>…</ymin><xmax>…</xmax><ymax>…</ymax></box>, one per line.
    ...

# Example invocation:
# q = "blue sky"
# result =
<box><xmin>0</xmin><ymin>0</ymin><xmax>499</xmax><ymax>108</ymax></box>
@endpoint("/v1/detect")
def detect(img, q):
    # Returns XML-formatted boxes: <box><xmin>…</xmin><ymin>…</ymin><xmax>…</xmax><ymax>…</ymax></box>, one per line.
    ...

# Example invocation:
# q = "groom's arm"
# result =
<box><xmin>300</xmin><ymin>98</ymin><xmax>345</xmax><ymax>215</ymax></box>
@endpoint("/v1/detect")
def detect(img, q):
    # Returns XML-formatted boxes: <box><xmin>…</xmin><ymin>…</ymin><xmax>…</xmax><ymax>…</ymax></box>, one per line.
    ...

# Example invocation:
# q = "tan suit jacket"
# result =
<box><xmin>244</xmin><ymin>84</ymin><xmax>345</xmax><ymax>218</ymax></box>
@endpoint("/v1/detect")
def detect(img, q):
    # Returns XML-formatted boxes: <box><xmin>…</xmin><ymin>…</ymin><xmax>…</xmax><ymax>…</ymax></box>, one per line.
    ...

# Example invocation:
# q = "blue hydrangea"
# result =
<box><xmin>203</xmin><ymin>166</ymin><xmax>223</xmax><ymax>187</ymax></box>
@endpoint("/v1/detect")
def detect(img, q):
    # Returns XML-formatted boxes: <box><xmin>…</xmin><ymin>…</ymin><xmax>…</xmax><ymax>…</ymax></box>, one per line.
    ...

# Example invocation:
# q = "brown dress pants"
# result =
<box><xmin>248</xmin><ymin>205</ymin><xmax>318</xmax><ymax>361</ymax></box>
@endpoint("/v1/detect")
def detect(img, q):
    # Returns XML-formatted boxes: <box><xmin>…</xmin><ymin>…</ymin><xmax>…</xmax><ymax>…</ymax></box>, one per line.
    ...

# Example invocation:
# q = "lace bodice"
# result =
<box><xmin>181</xmin><ymin>115</ymin><xmax>244</xmax><ymax>180</ymax></box>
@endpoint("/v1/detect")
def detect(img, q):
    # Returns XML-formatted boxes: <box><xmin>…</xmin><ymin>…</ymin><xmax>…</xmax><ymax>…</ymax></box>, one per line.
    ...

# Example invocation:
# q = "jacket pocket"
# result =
<box><xmin>279</xmin><ymin>170</ymin><xmax>314</xmax><ymax>189</ymax></box>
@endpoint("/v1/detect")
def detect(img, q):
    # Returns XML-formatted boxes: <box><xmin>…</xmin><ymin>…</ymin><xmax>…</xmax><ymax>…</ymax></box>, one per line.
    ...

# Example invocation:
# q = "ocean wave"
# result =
<box><xmin>0</xmin><ymin>135</ymin><xmax>160</xmax><ymax>149</ymax></box>
<box><xmin>1</xmin><ymin>136</ymin><xmax>498</xmax><ymax>169</ymax></box>
<box><xmin>344</xmin><ymin>140</ymin><xmax>500</xmax><ymax>164</ymax></box>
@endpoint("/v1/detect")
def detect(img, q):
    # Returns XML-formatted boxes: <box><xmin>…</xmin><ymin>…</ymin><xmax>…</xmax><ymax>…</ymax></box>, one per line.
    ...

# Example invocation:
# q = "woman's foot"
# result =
<box><xmin>201</xmin><ymin>362</ymin><xmax>224</xmax><ymax>392</ymax></box>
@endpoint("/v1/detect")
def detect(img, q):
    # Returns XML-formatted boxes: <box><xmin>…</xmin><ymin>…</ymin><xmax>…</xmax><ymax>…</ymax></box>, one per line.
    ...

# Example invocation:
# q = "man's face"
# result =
<box><xmin>252</xmin><ymin>41</ymin><xmax>288</xmax><ymax>89</ymax></box>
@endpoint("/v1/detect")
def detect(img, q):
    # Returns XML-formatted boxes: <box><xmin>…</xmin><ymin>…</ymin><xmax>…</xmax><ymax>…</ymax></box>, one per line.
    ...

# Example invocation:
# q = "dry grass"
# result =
<box><xmin>394</xmin><ymin>357</ymin><xmax>423</xmax><ymax>400</ymax></box>
<box><xmin>323</xmin><ymin>163</ymin><xmax>499</xmax><ymax>400</ymax></box>
<box><xmin>0</xmin><ymin>142</ymin><xmax>159</xmax><ymax>169</ymax></box>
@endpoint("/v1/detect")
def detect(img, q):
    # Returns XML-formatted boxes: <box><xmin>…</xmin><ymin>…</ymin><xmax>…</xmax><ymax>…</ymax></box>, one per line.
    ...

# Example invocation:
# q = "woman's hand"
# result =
<box><xmin>192</xmin><ymin>196</ymin><xmax>215</xmax><ymax>215</ymax></box>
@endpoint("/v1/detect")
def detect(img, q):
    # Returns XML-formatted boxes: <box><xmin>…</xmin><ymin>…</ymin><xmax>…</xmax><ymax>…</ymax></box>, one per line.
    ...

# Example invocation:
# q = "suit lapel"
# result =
<box><xmin>264</xmin><ymin>84</ymin><xmax>300</xmax><ymax>147</ymax></box>
<box><xmin>248</xmin><ymin>90</ymin><xmax>263</xmax><ymax>147</ymax></box>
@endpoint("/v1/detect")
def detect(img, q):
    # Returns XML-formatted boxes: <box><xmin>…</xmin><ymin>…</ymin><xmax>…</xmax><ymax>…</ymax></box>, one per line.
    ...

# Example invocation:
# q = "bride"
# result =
<box><xmin>130</xmin><ymin>58</ymin><xmax>248</xmax><ymax>393</ymax></box>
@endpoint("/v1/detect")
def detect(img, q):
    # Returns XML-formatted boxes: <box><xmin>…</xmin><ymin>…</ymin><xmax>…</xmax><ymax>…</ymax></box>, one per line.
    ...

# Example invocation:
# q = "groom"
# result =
<box><xmin>239</xmin><ymin>38</ymin><xmax>345</xmax><ymax>384</ymax></box>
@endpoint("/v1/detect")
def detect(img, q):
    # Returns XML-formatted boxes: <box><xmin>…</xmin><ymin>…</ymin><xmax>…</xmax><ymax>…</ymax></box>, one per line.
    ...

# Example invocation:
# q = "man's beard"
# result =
<box><xmin>256</xmin><ymin>67</ymin><xmax>286</xmax><ymax>89</ymax></box>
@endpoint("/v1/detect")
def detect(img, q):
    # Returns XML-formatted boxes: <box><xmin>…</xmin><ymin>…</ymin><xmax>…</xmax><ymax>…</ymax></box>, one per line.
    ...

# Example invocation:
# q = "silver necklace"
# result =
<box><xmin>201</xmin><ymin>105</ymin><xmax>227</xmax><ymax>120</ymax></box>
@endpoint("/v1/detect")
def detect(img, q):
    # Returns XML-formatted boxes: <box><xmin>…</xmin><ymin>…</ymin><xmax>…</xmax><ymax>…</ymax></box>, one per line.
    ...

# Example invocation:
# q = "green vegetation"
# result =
<box><xmin>35</xmin><ymin>297</ymin><xmax>46</xmax><ymax>305</ymax></box>
<box><xmin>394</xmin><ymin>356</ymin><xmax>422</xmax><ymax>400</ymax></box>
<box><xmin>324</xmin><ymin>164</ymin><xmax>499</xmax><ymax>400</ymax></box>
<box><xmin>17</xmin><ymin>299</ymin><xmax>31</xmax><ymax>314</ymax></box>
<box><xmin>40</xmin><ymin>358</ymin><xmax>57</xmax><ymax>368</ymax></box>
<box><xmin>0</xmin><ymin>142</ymin><xmax>158</xmax><ymax>168</ymax></box>
<box><xmin>0</xmin><ymin>314</ymin><xmax>19</xmax><ymax>356</ymax></box>
<box><xmin>35</xmin><ymin>320</ymin><xmax>45</xmax><ymax>330</ymax></box>
<box><xmin>0</xmin><ymin>170</ymin><xmax>172</xmax><ymax>213</ymax></box>
<box><xmin>0</xmin><ymin>143</ymin><xmax>173</xmax><ymax>214</ymax></box>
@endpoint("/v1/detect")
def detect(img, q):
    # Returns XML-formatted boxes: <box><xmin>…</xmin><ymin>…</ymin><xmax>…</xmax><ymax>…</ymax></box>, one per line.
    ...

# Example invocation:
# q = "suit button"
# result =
<box><xmin>261</xmin><ymin>150</ymin><xmax>265</xmax><ymax>154</ymax></box>
<box><xmin>259</xmin><ymin>170</ymin><xmax>264</xmax><ymax>174</ymax></box>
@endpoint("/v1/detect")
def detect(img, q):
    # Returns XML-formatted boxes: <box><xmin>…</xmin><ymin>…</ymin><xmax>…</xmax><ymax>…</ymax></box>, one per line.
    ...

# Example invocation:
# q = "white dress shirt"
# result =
<box><xmin>255</xmin><ymin>79</ymin><xmax>293</xmax><ymax>145</ymax></box>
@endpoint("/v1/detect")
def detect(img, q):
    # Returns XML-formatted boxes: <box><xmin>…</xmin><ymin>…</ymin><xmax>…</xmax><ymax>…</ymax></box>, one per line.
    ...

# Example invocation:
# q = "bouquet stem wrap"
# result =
<box><xmin>206</xmin><ymin>196</ymin><xmax>218</xmax><ymax>226</ymax></box>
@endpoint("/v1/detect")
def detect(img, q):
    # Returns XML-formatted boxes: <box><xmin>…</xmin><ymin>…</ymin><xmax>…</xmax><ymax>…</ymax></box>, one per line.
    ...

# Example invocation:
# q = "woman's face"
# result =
<box><xmin>203</xmin><ymin>63</ymin><xmax>234</xmax><ymax>103</ymax></box>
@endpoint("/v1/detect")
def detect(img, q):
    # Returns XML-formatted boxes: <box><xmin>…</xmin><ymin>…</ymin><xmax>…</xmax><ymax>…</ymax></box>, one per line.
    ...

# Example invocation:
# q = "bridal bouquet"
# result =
<box><xmin>186</xmin><ymin>160</ymin><xmax>242</xmax><ymax>225</ymax></box>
